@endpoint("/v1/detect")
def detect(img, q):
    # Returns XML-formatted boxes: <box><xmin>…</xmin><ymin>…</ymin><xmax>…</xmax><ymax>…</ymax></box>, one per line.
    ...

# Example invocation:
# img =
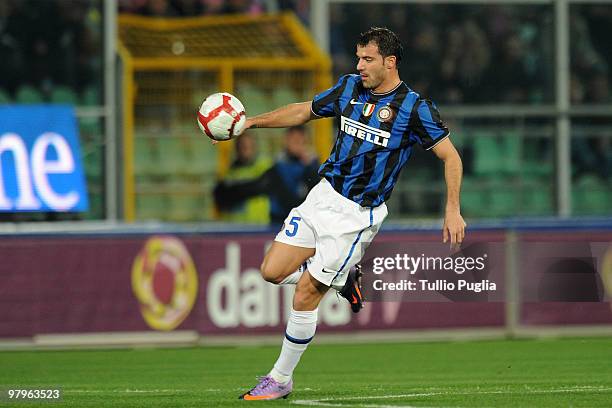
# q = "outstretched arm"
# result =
<box><xmin>245</xmin><ymin>101</ymin><xmax>317</xmax><ymax>130</ymax></box>
<box><xmin>431</xmin><ymin>138</ymin><xmax>466</xmax><ymax>246</ymax></box>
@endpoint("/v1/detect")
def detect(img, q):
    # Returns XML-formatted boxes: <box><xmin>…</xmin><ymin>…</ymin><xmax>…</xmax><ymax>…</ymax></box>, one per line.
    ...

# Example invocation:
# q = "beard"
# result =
<box><xmin>361</xmin><ymin>74</ymin><xmax>382</xmax><ymax>89</ymax></box>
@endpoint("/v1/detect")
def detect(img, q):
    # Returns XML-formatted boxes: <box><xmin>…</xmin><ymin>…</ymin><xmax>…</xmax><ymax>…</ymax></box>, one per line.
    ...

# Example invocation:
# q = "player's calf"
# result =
<box><xmin>293</xmin><ymin>272</ymin><xmax>329</xmax><ymax>311</ymax></box>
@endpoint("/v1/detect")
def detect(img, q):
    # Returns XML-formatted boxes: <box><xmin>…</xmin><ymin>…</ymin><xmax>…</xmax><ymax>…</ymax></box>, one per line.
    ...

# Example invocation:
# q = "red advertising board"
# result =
<box><xmin>1</xmin><ymin>229</ymin><xmax>610</xmax><ymax>339</ymax></box>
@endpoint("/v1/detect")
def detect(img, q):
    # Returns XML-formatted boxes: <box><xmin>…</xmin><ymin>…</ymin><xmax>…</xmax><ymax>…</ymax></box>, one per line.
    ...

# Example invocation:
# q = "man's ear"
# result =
<box><xmin>385</xmin><ymin>55</ymin><xmax>397</xmax><ymax>69</ymax></box>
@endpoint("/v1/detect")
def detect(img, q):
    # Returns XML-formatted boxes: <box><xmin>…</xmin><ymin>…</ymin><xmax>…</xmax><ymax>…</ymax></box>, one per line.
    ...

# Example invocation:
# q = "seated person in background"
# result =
<box><xmin>214</xmin><ymin>132</ymin><xmax>271</xmax><ymax>224</ymax></box>
<box><xmin>214</xmin><ymin>126</ymin><xmax>320</xmax><ymax>226</ymax></box>
<box><xmin>268</xmin><ymin>126</ymin><xmax>320</xmax><ymax>224</ymax></box>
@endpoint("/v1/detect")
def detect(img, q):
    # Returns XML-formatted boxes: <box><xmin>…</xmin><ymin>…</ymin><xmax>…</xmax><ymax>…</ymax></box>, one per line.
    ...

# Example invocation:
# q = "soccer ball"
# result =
<box><xmin>196</xmin><ymin>92</ymin><xmax>246</xmax><ymax>141</ymax></box>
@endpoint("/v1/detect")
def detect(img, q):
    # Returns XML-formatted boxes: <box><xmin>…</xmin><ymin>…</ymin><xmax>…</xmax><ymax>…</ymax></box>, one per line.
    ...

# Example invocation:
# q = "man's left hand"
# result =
<box><xmin>443</xmin><ymin>210</ymin><xmax>466</xmax><ymax>248</ymax></box>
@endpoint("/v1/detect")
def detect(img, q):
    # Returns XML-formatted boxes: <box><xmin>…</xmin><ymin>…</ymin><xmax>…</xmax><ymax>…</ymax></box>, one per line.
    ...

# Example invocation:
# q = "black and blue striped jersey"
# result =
<box><xmin>312</xmin><ymin>74</ymin><xmax>449</xmax><ymax>207</ymax></box>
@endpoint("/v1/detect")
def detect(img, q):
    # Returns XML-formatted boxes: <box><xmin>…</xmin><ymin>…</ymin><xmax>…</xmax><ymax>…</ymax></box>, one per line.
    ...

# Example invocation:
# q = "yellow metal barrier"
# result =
<box><xmin>118</xmin><ymin>12</ymin><xmax>332</xmax><ymax>222</ymax></box>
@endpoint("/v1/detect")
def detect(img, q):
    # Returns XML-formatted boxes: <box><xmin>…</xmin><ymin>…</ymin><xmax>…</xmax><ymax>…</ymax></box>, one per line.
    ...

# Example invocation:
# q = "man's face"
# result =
<box><xmin>237</xmin><ymin>135</ymin><xmax>256</xmax><ymax>162</ymax></box>
<box><xmin>356</xmin><ymin>42</ymin><xmax>388</xmax><ymax>90</ymax></box>
<box><xmin>286</xmin><ymin>130</ymin><xmax>307</xmax><ymax>157</ymax></box>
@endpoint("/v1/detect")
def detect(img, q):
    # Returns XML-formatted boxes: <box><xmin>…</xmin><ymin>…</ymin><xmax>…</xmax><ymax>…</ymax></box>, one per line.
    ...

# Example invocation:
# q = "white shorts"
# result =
<box><xmin>274</xmin><ymin>178</ymin><xmax>388</xmax><ymax>287</ymax></box>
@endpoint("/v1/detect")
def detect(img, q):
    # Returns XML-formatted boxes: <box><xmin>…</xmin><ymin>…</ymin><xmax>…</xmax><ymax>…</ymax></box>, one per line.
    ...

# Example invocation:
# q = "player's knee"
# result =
<box><xmin>260</xmin><ymin>258</ymin><xmax>283</xmax><ymax>284</ymax></box>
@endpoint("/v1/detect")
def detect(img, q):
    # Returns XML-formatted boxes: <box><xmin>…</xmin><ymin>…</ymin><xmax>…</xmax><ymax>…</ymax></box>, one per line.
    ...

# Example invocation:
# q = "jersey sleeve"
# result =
<box><xmin>311</xmin><ymin>75</ymin><xmax>350</xmax><ymax>118</ymax></box>
<box><xmin>408</xmin><ymin>99</ymin><xmax>450</xmax><ymax>150</ymax></box>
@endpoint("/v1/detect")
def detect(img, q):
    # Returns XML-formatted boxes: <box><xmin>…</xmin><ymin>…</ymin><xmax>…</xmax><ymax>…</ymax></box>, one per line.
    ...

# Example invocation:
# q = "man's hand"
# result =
<box><xmin>443</xmin><ymin>210</ymin><xmax>466</xmax><ymax>248</ymax></box>
<box><xmin>208</xmin><ymin>118</ymin><xmax>254</xmax><ymax>145</ymax></box>
<box><xmin>244</xmin><ymin>117</ymin><xmax>255</xmax><ymax>130</ymax></box>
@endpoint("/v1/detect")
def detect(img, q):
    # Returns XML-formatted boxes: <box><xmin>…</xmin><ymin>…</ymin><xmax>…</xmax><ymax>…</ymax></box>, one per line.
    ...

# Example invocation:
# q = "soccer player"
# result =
<box><xmin>234</xmin><ymin>27</ymin><xmax>466</xmax><ymax>400</ymax></box>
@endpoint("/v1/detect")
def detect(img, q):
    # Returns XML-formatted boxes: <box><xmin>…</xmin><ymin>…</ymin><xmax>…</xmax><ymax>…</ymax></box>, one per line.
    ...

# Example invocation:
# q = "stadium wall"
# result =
<box><xmin>1</xmin><ymin>221</ymin><xmax>611</xmax><ymax>348</ymax></box>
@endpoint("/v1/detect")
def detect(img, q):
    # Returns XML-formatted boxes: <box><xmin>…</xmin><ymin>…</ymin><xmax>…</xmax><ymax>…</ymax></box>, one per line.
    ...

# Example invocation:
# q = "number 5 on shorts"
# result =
<box><xmin>285</xmin><ymin>216</ymin><xmax>301</xmax><ymax>237</ymax></box>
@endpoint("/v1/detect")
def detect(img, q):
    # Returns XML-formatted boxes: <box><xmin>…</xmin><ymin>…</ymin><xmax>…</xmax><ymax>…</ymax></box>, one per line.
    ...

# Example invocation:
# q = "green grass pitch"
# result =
<box><xmin>1</xmin><ymin>337</ymin><xmax>611</xmax><ymax>407</ymax></box>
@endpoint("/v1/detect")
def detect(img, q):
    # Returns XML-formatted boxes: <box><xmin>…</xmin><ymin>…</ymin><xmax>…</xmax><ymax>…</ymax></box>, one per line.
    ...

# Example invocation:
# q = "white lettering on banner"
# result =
<box><xmin>0</xmin><ymin>131</ymin><xmax>80</xmax><ymax>211</ymax></box>
<box><xmin>340</xmin><ymin>116</ymin><xmax>390</xmax><ymax>147</ymax></box>
<box><xmin>0</xmin><ymin>133</ymin><xmax>40</xmax><ymax>210</ymax></box>
<box><xmin>207</xmin><ymin>242</ymin><xmax>241</xmax><ymax>328</ymax></box>
<box><xmin>31</xmin><ymin>132</ymin><xmax>79</xmax><ymax>211</ymax></box>
<box><xmin>319</xmin><ymin>294</ymin><xmax>350</xmax><ymax>326</ymax></box>
<box><xmin>382</xmin><ymin>268</ymin><xmax>410</xmax><ymax>324</ymax></box>
<box><xmin>207</xmin><ymin>242</ymin><xmax>350</xmax><ymax>329</ymax></box>
<box><xmin>240</xmin><ymin>269</ymin><xmax>269</xmax><ymax>328</ymax></box>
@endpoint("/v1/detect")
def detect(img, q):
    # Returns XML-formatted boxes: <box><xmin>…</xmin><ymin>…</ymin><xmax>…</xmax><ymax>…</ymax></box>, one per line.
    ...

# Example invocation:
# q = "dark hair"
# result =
<box><xmin>357</xmin><ymin>27</ymin><xmax>403</xmax><ymax>65</ymax></box>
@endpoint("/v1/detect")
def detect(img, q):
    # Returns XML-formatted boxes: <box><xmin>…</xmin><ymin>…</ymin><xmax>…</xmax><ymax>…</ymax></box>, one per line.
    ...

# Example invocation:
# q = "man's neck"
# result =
<box><xmin>372</xmin><ymin>74</ymin><xmax>402</xmax><ymax>94</ymax></box>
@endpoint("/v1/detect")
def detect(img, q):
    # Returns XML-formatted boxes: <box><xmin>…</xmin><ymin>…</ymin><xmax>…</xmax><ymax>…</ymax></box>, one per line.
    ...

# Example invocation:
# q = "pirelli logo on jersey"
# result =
<box><xmin>340</xmin><ymin>116</ymin><xmax>391</xmax><ymax>147</ymax></box>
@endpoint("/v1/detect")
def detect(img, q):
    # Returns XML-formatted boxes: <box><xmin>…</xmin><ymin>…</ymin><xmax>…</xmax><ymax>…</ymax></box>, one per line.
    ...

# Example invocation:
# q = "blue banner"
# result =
<box><xmin>0</xmin><ymin>105</ymin><xmax>89</xmax><ymax>212</ymax></box>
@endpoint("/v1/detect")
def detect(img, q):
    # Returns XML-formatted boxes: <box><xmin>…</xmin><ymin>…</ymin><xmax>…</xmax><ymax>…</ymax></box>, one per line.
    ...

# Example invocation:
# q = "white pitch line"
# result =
<box><xmin>292</xmin><ymin>403</ymin><xmax>445</xmax><ymax>408</ymax></box>
<box><xmin>67</xmin><ymin>389</ymin><xmax>186</xmax><ymax>394</ymax></box>
<box><xmin>291</xmin><ymin>386</ymin><xmax>612</xmax><ymax>407</ymax></box>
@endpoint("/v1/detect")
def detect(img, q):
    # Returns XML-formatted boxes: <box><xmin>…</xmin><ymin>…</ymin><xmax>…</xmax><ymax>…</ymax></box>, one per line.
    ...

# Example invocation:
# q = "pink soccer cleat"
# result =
<box><xmin>239</xmin><ymin>375</ymin><xmax>293</xmax><ymax>401</ymax></box>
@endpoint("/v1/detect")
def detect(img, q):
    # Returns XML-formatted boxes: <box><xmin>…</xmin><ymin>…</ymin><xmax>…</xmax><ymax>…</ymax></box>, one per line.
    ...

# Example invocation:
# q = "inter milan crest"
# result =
<box><xmin>377</xmin><ymin>106</ymin><xmax>395</xmax><ymax>122</ymax></box>
<box><xmin>362</xmin><ymin>103</ymin><xmax>376</xmax><ymax>117</ymax></box>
